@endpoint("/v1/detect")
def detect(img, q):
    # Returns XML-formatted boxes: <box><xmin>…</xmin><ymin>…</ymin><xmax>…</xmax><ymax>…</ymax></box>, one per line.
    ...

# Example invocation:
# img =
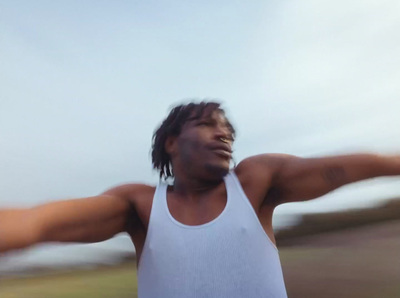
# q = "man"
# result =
<box><xmin>1</xmin><ymin>101</ymin><xmax>399</xmax><ymax>297</ymax></box>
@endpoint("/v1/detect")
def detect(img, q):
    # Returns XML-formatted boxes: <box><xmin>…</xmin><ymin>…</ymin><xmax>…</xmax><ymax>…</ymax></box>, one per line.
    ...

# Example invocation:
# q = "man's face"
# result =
<box><xmin>171</xmin><ymin>110</ymin><xmax>234</xmax><ymax>180</ymax></box>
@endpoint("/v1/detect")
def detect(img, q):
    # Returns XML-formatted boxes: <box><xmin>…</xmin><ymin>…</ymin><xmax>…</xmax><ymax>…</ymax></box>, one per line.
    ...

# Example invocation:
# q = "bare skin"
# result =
<box><xmin>1</xmin><ymin>110</ymin><xmax>400</xmax><ymax>267</ymax></box>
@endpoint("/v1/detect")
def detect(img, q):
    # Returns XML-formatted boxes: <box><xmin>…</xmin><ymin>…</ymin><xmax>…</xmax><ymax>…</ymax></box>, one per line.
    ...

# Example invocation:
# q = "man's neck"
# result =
<box><xmin>171</xmin><ymin>175</ymin><xmax>224</xmax><ymax>198</ymax></box>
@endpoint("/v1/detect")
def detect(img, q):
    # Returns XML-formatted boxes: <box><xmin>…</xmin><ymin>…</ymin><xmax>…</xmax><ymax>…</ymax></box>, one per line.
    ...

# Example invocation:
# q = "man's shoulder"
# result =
<box><xmin>234</xmin><ymin>153</ymin><xmax>299</xmax><ymax>207</ymax></box>
<box><xmin>232</xmin><ymin>155</ymin><xmax>279</xmax><ymax>205</ymax></box>
<box><xmin>235</xmin><ymin>154</ymin><xmax>287</xmax><ymax>177</ymax></box>
<box><xmin>102</xmin><ymin>183</ymin><xmax>156</xmax><ymax>204</ymax></box>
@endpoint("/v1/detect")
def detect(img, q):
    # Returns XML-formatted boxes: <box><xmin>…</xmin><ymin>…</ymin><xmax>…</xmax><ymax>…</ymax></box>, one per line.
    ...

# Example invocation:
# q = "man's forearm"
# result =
<box><xmin>0</xmin><ymin>209</ymin><xmax>39</xmax><ymax>253</ymax></box>
<box><xmin>373</xmin><ymin>154</ymin><xmax>400</xmax><ymax>176</ymax></box>
<box><xmin>266</xmin><ymin>153</ymin><xmax>400</xmax><ymax>204</ymax></box>
<box><xmin>333</xmin><ymin>153</ymin><xmax>400</xmax><ymax>183</ymax></box>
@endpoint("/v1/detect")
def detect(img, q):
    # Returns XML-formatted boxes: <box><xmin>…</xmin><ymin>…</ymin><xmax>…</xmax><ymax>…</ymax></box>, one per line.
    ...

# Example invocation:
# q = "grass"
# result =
<box><xmin>0</xmin><ymin>263</ymin><xmax>137</xmax><ymax>298</ymax></box>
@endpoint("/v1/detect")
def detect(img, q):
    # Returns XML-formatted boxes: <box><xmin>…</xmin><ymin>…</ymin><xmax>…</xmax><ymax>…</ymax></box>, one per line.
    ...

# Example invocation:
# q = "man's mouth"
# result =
<box><xmin>208</xmin><ymin>143</ymin><xmax>232</xmax><ymax>159</ymax></box>
<box><xmin>212</xmin><ymin>148</ymin><xmax>232</xmax><ymax>158</ymax></box>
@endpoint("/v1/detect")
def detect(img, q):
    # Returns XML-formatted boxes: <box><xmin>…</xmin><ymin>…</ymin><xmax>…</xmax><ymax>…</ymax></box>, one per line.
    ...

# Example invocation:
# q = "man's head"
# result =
<box><xmin>152</xmin><ymin>101</ymin><xmax>235</xmax><ymax>180</ymax></box>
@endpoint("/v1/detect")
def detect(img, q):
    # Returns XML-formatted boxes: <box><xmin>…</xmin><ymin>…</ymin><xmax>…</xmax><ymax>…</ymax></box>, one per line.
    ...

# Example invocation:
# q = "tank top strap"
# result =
<box><xmin>224</xmin><ymin>170</ymin><xmax>250</xmax><ymax>205</ymax></box>
<box><xmin>154</xmin><ymin>180</ymin><xmax>168</xmax><ymax>207</ymax></box>
<box><xmin>147</xmin><ymin>180</ymin><xmax>169</xmax><ymax>226</ymax></box>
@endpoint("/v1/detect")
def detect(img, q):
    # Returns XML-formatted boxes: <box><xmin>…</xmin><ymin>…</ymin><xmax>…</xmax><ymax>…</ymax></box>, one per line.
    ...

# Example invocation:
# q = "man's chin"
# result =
<box><xmin>205</xmin><ymin>164</ymin><xmax>230</xmax><ymax>178</ymax></box>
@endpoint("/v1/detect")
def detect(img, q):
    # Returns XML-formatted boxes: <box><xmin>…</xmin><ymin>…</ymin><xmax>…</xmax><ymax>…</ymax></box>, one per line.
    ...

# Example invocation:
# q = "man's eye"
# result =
<box><xmin>198</xmin><ymin>121</ymin><xmax>212</xmax><ymax>126</ymax></box>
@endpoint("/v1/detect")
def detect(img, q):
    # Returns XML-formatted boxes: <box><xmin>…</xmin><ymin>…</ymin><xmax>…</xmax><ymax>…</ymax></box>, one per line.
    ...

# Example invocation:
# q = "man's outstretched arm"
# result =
<box><xmin>240</xmin><ymin>153</ymin><xmax>400</xmax><ymax>205</ymax></box>
<box><xmin>0</xmin><ymin>185</ymin><xmax>138</xmax><ymax>253</ymax></box>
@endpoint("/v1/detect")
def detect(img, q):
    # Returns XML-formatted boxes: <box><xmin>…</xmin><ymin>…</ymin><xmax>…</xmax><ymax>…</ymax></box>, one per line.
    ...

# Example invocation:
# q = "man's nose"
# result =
<box><xmin>215</xmin><ymin>125</ymin><xmax>231</xmax><ymax>140</ymax></box>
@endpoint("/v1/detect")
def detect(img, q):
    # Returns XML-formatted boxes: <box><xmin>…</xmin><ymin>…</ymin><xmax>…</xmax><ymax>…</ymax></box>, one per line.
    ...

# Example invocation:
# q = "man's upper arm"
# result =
<box><xmin>0</xmin><ymin>184</ymin><xmax>141</xmax><ymax>252</ymax></box>
<box><xmin>35</xmin><ymin>193</ymin><xmax>133</xmax><ymax>243</ymax></box>
<box><xmin>238</xmin><ymin>153</ymin><xmax>400</xmax><ymax>206</ymax></box>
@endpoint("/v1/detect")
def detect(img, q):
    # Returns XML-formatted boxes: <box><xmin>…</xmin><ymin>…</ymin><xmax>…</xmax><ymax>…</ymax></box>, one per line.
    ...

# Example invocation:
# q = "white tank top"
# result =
<box><xmin>138</xmin><ymin>171</ymin><xmax>288</xmax><ymax>298</ymax></box>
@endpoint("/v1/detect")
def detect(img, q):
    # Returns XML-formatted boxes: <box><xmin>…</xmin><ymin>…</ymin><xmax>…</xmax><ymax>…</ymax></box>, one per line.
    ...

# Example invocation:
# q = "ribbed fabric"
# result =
<box><xmin>138</xmin><ymin>171</ymin><xmax>288</xmax><ymax>298</ymax></box>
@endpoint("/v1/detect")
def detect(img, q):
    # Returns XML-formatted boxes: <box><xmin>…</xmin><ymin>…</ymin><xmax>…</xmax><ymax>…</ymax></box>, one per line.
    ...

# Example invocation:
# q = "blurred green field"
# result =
<box><xmin>0</xmin><ymin>263</ymin><xmax>138</xmax><ymax>298</ymax></box>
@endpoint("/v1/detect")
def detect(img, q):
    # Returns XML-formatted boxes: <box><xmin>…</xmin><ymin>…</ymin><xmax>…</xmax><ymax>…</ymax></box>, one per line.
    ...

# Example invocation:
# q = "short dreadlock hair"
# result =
<box><xmin>152</xmin><ymin>101</ymin><xmax>235</xmax><ymax>179</ymax></box>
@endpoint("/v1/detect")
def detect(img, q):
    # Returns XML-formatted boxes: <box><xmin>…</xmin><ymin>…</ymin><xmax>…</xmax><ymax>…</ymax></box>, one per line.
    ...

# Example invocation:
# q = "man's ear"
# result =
<box><xmin>165</xmin><ymin>136</ymin><xmax>177</xmax><ymax>156</ymax></box>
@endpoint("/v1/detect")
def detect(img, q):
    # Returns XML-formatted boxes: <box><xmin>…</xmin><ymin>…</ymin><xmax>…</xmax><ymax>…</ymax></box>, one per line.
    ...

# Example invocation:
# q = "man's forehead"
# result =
<box><xmin>187</xmin><ymin>109</ymin><xmax>226</xmax><ymax>122</ymax></box>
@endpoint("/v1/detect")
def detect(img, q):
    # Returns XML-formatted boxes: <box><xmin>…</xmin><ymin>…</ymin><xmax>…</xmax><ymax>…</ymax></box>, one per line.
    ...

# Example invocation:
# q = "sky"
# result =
<box><xmin>1</xmin><ymin>0</ymin><xmax>400</xmax><ymax>271</ymax></box>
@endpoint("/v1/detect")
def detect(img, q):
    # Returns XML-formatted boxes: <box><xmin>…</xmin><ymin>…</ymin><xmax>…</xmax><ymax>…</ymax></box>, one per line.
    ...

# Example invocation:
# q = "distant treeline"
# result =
<box><xmin>276</xmin><ymin>198</ymin><xmax>400</xmax><ymax>246</ymax></box>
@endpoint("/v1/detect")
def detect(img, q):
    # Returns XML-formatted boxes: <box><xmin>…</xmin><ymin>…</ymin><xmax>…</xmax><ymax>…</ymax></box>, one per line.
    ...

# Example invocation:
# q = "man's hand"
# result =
<box><xmin>0</xmin><ymin>185</ymin><xmax>139</xmax><ymax>253</ymax></box>
<box><xmin>238</xmin><ymin>153</ymin><xmax>400</xmax><ymax>206</ymax></box>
